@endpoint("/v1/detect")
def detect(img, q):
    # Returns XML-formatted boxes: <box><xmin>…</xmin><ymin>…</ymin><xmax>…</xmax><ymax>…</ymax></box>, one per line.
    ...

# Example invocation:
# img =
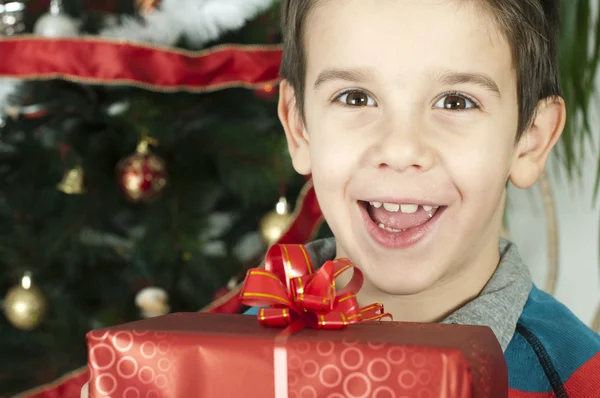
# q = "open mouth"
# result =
<box><xmin>358</xmin><ymin>200</ymin><xmax>446</xmax><ymax>248</ymax></box>
<box><xmin>361</xmin><ymin>201</ymin><xmax>443</xmax><ymax>232</ymax></box>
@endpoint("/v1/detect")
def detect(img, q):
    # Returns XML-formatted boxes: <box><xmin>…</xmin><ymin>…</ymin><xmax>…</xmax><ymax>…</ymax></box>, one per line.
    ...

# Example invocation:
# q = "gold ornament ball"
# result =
<box><xmin>260</xmin><ymin>197</ymin><xmax>294</xmax><ymax>246</ymax></box>
<box><xmin>3</xmin><ymin>283</ymin><xmax>47</xmax><ymax>330</ymax></box>
<box><xmin>116</xmin><ymin>140</ymin><xmax>168</xmax><ymax>203</ymax></box>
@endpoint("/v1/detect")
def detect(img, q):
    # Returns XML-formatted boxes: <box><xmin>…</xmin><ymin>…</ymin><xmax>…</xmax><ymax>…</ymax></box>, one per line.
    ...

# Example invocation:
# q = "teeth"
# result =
<box><xmin>378</xmin><ymin>222</ymin><xmax>403</xmax><ymax>233</ymax></box>
<box><xmin>370</xmin><ymin>201</ymin><xmax>439</xmax><ymax>213</ymax></box>
<box><xmin>383</xmin><ymin>203</ymin><xmax>400</xmax><ymax>212</ymax></box>
<box><xmin>400</xmin><ymin>204</ymin><xmax>418</xmax><ymax>213</ymax></box>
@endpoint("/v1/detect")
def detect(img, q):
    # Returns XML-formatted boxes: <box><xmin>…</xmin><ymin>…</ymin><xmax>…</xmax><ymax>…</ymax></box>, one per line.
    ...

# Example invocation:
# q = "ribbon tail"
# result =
<box><xmin>359</xmin><ymin>303</ymin><xmax>393</xmax><ymax>322</ymax></box>
<box><xmin>259</xmin><ymin>307</ymin><xmax>299</xmax><ymax>328</ymax></box>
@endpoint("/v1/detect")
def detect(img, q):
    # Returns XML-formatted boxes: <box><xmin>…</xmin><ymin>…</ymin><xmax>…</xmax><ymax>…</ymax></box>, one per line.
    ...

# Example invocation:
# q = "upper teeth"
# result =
<box><xmin>369</xmin><ymin>202</ymin><xmax>438</xmax><ymax>213</ymax></box>
<box><xmin>383</xmin><ymin>203</ymin><xmax>400</xmax><ymax>212</ymax></box>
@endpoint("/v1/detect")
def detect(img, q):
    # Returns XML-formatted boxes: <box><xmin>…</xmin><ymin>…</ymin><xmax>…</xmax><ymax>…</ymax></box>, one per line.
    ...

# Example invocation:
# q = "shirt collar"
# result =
<box><xmin>304</xmin><ymin>238</ymin><xmax>532</xmax><ymax>351</ymax></box>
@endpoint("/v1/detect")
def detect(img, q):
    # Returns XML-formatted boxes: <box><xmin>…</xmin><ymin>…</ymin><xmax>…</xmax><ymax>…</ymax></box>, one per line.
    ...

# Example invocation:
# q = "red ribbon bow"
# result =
<box><xmin>240</xmin><ymin>244</ymin><xmax>390</xmax><ymax>330</ymax></box>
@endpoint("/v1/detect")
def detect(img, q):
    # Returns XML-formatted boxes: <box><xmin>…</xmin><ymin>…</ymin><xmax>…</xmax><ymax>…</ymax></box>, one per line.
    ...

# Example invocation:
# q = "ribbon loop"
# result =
<box><xmin>240</xmin><ymin>244</ymin><xmax>391</xmax><ymax>330</ymax></box>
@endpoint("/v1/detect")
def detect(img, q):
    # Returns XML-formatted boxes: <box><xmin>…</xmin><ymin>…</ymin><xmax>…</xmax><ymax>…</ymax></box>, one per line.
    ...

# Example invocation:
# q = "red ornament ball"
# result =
<box><xmin>116</xmin><ymin>140</ymin><xmax>167</xmax><ymax>203</ymax></box>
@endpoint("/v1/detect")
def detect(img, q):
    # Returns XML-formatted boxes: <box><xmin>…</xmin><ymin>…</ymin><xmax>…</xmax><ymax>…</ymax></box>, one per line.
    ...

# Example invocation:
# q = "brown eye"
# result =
<box><xmin>444</xmin><ymin>95</ymin><xmax>466</xmax><ymax>110</ymax></box>
<box><xmin>434</xmin><ymin>94</ymin><xmax>477</xmax><ymax>110</ymax></box>
<box><xmin>336</xmin><ymin>90</ymin><xmax>376</xmax><ymax>107</ymax></box>
<box><xmin>346</xmin><ymin>91</ymin><xmax>368</xmax><ymax>106</ymax></box>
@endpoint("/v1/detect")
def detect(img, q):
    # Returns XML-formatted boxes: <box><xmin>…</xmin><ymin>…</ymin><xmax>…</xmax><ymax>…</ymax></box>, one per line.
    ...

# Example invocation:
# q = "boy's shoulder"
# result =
<box><xmin>506</xmin><ymin>285</ymin><xmax>600</xmax><ymax>394</ymax></box>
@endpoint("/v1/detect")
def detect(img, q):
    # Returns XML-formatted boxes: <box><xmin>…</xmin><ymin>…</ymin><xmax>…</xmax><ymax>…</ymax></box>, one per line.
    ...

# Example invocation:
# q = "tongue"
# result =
<box><xmin>368</xmin><ymin>205</ymin><xmax>436</xmax><ymax>230</ymax></box>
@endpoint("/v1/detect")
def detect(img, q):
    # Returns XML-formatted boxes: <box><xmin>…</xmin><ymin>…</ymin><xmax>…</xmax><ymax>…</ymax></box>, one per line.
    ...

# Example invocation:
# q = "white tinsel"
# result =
<box><xmin>0</xmin><ymin>78</ymin><xmax>20</xmax><ymax>113</ymax></box>
<box><xmin>100</xmin><ymin>0</ymin><xmax>275</xmax><ymax>48</ymax></box>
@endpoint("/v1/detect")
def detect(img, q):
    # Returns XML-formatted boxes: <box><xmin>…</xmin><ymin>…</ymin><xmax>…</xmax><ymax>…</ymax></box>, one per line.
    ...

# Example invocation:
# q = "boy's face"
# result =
<box><xmin>281</xmin><ymin>0</ymin><xmax>560</xmax><ymax>295</ymax></box>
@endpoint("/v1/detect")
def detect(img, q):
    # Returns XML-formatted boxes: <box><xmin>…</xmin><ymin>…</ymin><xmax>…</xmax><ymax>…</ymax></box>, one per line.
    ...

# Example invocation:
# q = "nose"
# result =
<box><xmin>367</xmin><ymin>115</ymin><xmax>435</xmax><ymax>173</ymax></box>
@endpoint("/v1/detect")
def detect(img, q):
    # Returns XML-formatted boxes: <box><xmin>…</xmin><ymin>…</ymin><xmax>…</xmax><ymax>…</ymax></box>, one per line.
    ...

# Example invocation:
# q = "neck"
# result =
<box><xmin>340</xmin><ymin>239</ymin><xmax>500</xmax><ymax>323</ymax></box>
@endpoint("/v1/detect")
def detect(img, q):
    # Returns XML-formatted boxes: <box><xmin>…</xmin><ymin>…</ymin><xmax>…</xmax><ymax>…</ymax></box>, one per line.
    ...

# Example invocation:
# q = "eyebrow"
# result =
<box><xmin>313</xmin><ymin>68</ymin><xmax>374</xmax><ymax>89</ymax></box>
<box><xmin>312</xmin><ymin>67</ymin><xmax>502</xmax><ymax>98</ymax></box>
<box><xmin>435</xmin><ymin>70</ymin><xmax>501</xmax><ymax>98</ymax></box>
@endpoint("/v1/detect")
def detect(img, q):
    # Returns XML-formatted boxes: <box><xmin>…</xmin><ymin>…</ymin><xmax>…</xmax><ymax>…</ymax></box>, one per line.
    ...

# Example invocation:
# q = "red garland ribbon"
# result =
<box><xmin>0</xmin><ymin>37</ymin><xmax>283</xmax><ymax>92</ymax></box>
<box><xmin>240</xmin><ymin>244</ymin><xmax>390</xmax><ymax>330</ymax></box>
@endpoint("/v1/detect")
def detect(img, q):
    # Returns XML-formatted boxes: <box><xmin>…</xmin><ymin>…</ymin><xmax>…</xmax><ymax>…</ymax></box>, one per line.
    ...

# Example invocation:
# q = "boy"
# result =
<box><xmin>82</xmin><ymin>1</ymin><xmax>598</xmax><ymax>397</ymax></box>
<box><xmin>258</xmin><ymin>0</ymin><xmax>600</xmax><ymax>396</ymax></box>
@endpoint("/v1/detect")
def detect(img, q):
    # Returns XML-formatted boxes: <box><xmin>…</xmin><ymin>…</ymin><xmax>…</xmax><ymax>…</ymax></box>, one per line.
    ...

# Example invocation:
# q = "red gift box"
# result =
<box><xmin>87</xmin><ymin>312</ymin><xmax>507</xmax><ymax>397</ymax></box>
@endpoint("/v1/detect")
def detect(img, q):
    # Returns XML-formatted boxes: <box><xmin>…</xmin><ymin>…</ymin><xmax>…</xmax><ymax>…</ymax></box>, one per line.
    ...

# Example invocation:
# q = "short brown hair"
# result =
<box><xmin>279</xmin><ymin>0</ymin><xmax>562</xmax><ymax>139</ymax></box>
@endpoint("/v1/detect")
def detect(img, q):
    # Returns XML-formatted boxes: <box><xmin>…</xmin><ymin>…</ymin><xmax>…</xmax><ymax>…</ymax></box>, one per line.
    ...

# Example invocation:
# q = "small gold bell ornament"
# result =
<box><xmin>57</xmin><ymin>165</ymin><xmax>85</xmax><ymax>194</ymax></box>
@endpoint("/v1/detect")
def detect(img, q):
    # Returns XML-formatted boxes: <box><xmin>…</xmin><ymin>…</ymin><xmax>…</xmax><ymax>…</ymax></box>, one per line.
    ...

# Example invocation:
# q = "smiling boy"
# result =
<box><xmin>270</xmin><ymin>0</ymin><xmax>600</xmax><ymax>395</ymax></box>
<box><xmin>79</xmin><ymin>1</ymin><xmax>599</xmax><ymax>397</ymax></box>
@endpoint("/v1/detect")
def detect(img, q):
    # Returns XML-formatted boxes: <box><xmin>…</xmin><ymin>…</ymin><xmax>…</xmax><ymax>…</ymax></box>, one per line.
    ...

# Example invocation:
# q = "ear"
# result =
<box><xmin>510</xmin><ymin>96</ymin><xmax>566</xmax><ymax>188</ymax></box>
<box><xmin>278</xmin><ymin>80</ymin><xmax>312</xmax><ymax>175</ymax></box>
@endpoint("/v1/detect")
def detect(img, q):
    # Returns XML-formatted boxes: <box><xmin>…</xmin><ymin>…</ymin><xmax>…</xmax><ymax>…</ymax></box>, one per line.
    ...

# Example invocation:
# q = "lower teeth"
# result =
<box><xmin>378</xmin><ymin>223</ymin><xmax>405</xmax><ymax>233</ymax></box>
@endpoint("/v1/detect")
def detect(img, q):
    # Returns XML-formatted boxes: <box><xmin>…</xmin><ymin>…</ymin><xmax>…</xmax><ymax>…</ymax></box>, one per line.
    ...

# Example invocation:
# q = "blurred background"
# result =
<box><xmin>0</xmin><ymin>0</ymin><xmax>598</xmax><ymax>396</ymax></box>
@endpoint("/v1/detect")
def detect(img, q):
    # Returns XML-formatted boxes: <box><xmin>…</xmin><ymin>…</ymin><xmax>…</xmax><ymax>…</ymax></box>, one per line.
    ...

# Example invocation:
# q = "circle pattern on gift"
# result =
<box><xmin>342</xmin><ymin>337</ymin><xmax>359</xmax><ymax>347</ymax></box>
<box><xmin>419</xmin><ymin>389</ymin><xmax>433</xmax><ymax>398</ymax></box>
<box><xmin>319</xmin><ymin>364</ymin><xmax>342</xmax><ymax>388</ymax></box>
<box><xmin>302</xmin><ymin>360</ymin><xmax>319</xmax><ymax>378</ymax></box>
<box><xmin>296</xmin><ymin>341</ymin><xmax>310</xmax><ymax>354</ymax></box>
<box><xmin>398</xmin><ymin>369</ymin><xmax>417</xmax><ymax>389</ymax></box>
<box><xmin>412</xmin><ymin>352</ymin><xmax>427</xmax><ymax>368</ymax></box>
<box><xmin>386</xmin><ymin>347</ymin><xmax>406</xmax><ymax>365</ymax></box>
<box><xmin>343</xmin><ymin>372</ymin><xmax>371</xmax><ymax>398</ymax></box>
<box><xmin>289</xmin><ymin>372</ymin><xmax>299</xmax><ymax>386</ymax></box>
<box><xmin>418</xmin><ymin>369</ymin><xmax>432</xmax><ymax>384</ymax></box>
<box><xmin>90</xmin><ymin>343</ymin><xmax>116</xmax><ymax>370</ymax></box>
<box><xmin>96</xmin><ymin>373</ymin><xmax>117</xmax><ymax>395</ymax></box>
<box><xmin>367</xmin><ymin>358</ymin><xmax>391</xmax><ymax>382</ymax></box>
<box><xmin>146</xmin><ymin>390</ymin><xmax>159</xmax><ymax>398</ymax></box>
<box><xmin>88</xmin><ymin>330</ymin><xmax>109</xmax><ymax>341</ymax></box>
<box><xmin>341</xmin><ymin>347</ymin><xmax>364</xmax><ymax>370</ymax></box>
<box><xmin>157</xmin><ymin>358</ymin><xmax>171</xmax><ymax>372</ymax></box>
<box><xmin>157</xmin><ymin>341</ymin><xmax>170</xmax><ymax>355</ymax></box>
<box><xmin>373</xmin><ymin>386</ymin><xmax>395</xmax><ymax>398</ymax></box>
<box><xmin>89</xmin><ymin>331</ymin><xmax>463</xmax><ymax>397</ymax></box>
<box><xmin>140</xmin><ymin>341</ymin><xmax>156</xmax><ymax>359</ymax></box>
<box><xmin>123</xmin><ymin>387</ymin><xmax>140</xmax><ymax>398</ymax></box>
<box><xmin>139</xmin><ymin>366</ymin><xmax>155</xmax><ymax>384</ymax></box>
<box><xmin>299</xmin><ymin>386</ymin><xmax>318</xmax><ymax>398</ymax></box>
<box><xmin>367</xmin><ymin>341</ymin><xmax>385</xmax><ymax>350</ymax></box>
<box><xmin>316</xmin><ymin>341</ymin><xmax>335</xmax><ymax>356</ymax></box>
<box><xmin>155</xmin><ymin>374</ymin><xmax>168</xmax><ymax>389</ymax></box>
<box><xmin>289</xmin><ymin>354</ymin><xmax>302</xmax><ymax>370</ymax></box>
<box><xmin>117</xmin><ymin>356</ymin><xmax>138</xmax><ymax>379</ymax></box>
<box><xmin>112</xmin><ymin>331</ymin><xmax>134</xmax><ymax>352</ymax></box>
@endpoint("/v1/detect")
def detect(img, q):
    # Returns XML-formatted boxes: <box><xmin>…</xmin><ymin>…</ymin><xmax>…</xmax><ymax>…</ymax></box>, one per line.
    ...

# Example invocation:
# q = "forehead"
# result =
<box><xmin>304</xmin><ymin>0</ymin><xmax>513</xmax><ymax>89</ymax></box>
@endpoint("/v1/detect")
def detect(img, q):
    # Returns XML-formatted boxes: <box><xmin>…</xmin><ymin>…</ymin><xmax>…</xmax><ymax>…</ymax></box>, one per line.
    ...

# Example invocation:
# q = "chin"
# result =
<box><xmin>365</xmin><ymin>271</ymin><xmax>439</xmax><ymax>296</ymax></box>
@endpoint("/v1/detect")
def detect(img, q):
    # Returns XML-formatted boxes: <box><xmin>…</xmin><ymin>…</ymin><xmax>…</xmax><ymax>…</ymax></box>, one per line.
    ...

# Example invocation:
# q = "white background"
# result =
<box><xmin>506</xmin><ymin>90</ymin><xmax>600</xmax><ymax>328</ymax></box>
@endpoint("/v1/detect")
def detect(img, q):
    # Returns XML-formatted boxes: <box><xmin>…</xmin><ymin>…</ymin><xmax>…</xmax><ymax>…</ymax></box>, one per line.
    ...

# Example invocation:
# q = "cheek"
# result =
<box><xmin>307</xmin><ymin>116</ymin><xmax>365</xmax><ymax>192</ymax></box>
<box><xmin>441</xmin><ymin>122</ymin><xmax>515</xmax><ymax>200</ymax></box>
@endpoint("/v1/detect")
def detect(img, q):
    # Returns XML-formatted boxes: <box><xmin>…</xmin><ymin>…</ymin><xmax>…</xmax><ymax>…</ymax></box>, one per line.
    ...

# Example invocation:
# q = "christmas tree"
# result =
<box><xmin>0</xmin><ymin>1</ymin><xmax>321</xmax><ymax>395</ymax></box>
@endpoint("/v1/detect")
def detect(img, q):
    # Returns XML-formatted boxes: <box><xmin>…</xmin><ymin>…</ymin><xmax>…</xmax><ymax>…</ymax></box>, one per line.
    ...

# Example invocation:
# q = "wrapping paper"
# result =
<box><xmin>87</xmin><ymin>312</ymin><xmax>508</xmax><ymax>397</ymax></box>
